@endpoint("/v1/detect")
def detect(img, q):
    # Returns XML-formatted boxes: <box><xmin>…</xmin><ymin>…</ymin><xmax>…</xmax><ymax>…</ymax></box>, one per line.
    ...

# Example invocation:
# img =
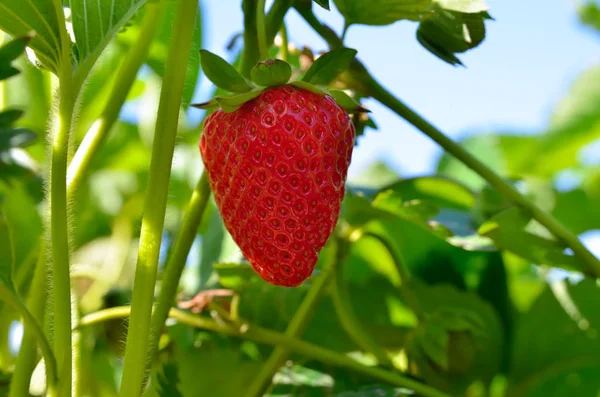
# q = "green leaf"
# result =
<box><xmin>250</xmin><ymin>59</ymin><xmax>291</xmax><ymax>87</ymax></box>
<box><xmin>333</xmin><ymin>0</ymin><xmax>431</xmax><ymax>26</ymax></box>
<box><xmin>0</xmin><ymin>64</ymin><xmax>19</xmax><ymax>80</ymax></box>
<box><xmin>0</xmin><ymin>33</ymin><xmax>32</xmax><ymax>63</ymax></box>
<box><xmin>116</xmin><ymin>1</ymin><xmax>202</xmax><ymax>107</ymax></box>
<box><xmin>312</xmin><ymin>0</ymin><xmax>331</xmax><ymax>10</ymax></box>
<box><xmin>435</xmin><ymin>0</ymin><xmax>489</xmax><ymax>13</ymax></box>
<box><xmin>409</xmin><ymin>282</ymin><xmax>504</xmax><ymax>393</ymax></box>
<box><xmin>67</xmin><ymin>0</ymin><xmax>150</xmax><ymax>75</ymax></box>
<box><xmin>579</xmin><ymin>1</ymin><xmax>600</xmax><ymax>33</ymax></box>
<box><xmin>0</xmin><ymin>109</ymin><xmax>24</xmax><ymax>128</ymax></box>
<box><xmin>417</xmin><ymin>6</ymin><xmax>490</xmax><ymax>66</ymax></box>
<box><xmin>214</xmin><ymin>263</ymin><xmax>258</xmax><ymax>292</ymax></box>
<box><xmin>301</xmin><ymin>48</ymin><xmax>358</xmax><ymax>86</ymax></box>
<box><xmin>509</xmin><ymin>279</ymin><xmax>600</xmax><ymax>396</ymax></box>
<box><xmin>478</xmin><ymin>210</ymin><xmax>585</xmax><ymax>273</ymax></box>
<box><xmin>0</xmin><ymin>0</ymin><xmax>62</xmax><ymax>72</ymax></box>
<box><xmin>0</xmin><ymin>204</ymin><xmax>15</xmax><ymax>291</ymax></box>
<box><xmin>200</xmin><ymin>49</ymin><xmax>253</xmax><ymax>93</ymax></box>
<box><xmin>214</xmin><ymin>88</ymin><xmax>264</xmax><ymax>113</ymax></box>
<box><xmin>382</xmin><ymin>176</ymin><xmax>475</xmax><ymax>211</ymax></box>
<box><xmin>0</xmin><ymin>127</ymin><xmax>37</xmax><ymax>150</ymax></box>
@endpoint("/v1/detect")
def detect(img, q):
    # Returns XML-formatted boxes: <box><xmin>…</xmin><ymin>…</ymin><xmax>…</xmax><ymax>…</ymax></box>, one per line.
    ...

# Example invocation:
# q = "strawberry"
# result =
<box><xmin>199</xmin><ymin>85</ymin><xmax>355</xmax><ymax>286</ymax></box>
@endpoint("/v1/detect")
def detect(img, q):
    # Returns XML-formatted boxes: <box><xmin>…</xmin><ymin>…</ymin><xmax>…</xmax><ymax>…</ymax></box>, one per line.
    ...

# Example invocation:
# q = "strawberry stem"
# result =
<box><xmin>257</xmin><ymin>0</ymin><xmax>268</xmax><ymax>60</ymax></box>
<box><xmin>119</xmin><ymin>0</ymin><xmax>199</xmax><ymax>394</ymax></box>
<box><xmin>147</xmin><ymin>172</ymin><xmax>211</xmax><ymax>364</ymax></box>
<box><xmin>279</xmin><ymin>22</ymin><xmax>289</xmax><ymax>62</ymax></box>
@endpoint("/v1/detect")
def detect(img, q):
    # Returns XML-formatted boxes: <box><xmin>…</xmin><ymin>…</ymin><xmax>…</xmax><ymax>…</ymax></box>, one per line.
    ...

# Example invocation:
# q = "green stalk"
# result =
<box><xmin>257</xmin><ymin>0</ymin><xmax>268</xmax><ymax>60</ymax></box>
<box><xmin>0</xmin><ymin>285</ymin><xmax>57</xmax><ymax>396</ymax></box>
<box><xmin>119</xmin><ymin>0</ymin><xmax>199</xmax><ymax>394</ymax></box>
<box><xmin>279</xmin><ymin>23</ymin><xmax>289</xmax><ymax>62</ymax></box>
<box><xmin>331</xmin><ymin>238</ymin><xmax>394</xmax><ymax>367</ymax></box>
<box><xmin>67</xmin><ymin>2</ymin><xmax>164</xmax><ymax>199</ymax></box>
<box><xmin>10</xmin><ymin>244</ymin><xmax>49</xmax><ymax>397</ymax></box>
<box><xmin>80</xmin><ymin>306</ymin><xmax>451</xmax><ymax>397</ymax></box>
<box><xmin>296</xmin><ymin>7</ymin><xmax>600</xmax><ymax>277</ymax></box>
<box><xmin>241</xmin><ymin>0</ymin><xmax>260</xmax><ymax>77</ymax></box>
<box><xmin>147</xmin><ymin>173</ymin><xmax>211</xmax><ymax>360</ymax></box>
<box><xmin>245</xmin><ymin>240</ymin><xmax>340</xmax><ymax>397</ymax></box>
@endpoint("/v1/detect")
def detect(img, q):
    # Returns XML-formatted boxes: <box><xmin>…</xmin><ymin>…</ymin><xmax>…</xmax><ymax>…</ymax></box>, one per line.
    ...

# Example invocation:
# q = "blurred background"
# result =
<box><xmin>2</xmin><ymin>1</ymin><xmax>600</xmax><ymax>395</ymax></box>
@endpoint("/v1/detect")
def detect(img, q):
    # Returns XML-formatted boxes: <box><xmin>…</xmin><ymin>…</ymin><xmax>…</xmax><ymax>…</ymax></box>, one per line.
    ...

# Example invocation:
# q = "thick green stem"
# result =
<box><xmin>257</xmin><ymin>0</ymin><xmax>268</xmax><ymax>60</ymax></box>
<box><xmin>362</xmin><ymin>232</ymin><xmax>424</xmax><ymax>321</ymax></box>
<box><xmin>51</xmin><ymin>64</ymin><xmax>75</xmax><ymax>397</ymax></box>
<box><xmin>10</xmin><ymin>243</ymin><xmax>49</xmax><ymax>397</ymax></box>
<box><xmin>147</xmin><ymin>173</ymin><xmax>211</xmax><ymax>360</ymax></box>
<box><xmin>331</xmin><ymin>238</ymin><xmax>394</xmax><ymax>367</ymax></box>
<box><xmin>66</xmin><ymin>2</ymin><xmax>165</xmax><ymax>199</ymax></box>
<box><xmin>241</xmin><ymin>0</ymin><xmax>260</xmax><ymax>77</ymax></box>
<box><xmin>49</xmin><ymin>0</ymin><xmax>76</xmax><ymax>393</ymax></box>
<box><xmin>119</xmin><ymin>1</ymin><xmax>199</xmax><ymax>395</ymax></box>
<box><xmin>0</xmin><ymin>285</ymin><xmax>57</xmax><ymax>395</ymax></box>
<box><xmin>296</xmin><ymin>7</ymin><xmax>600</xmax><ymax>277</ymax></box>
<box><xmin>80</xmin><ymin>306</ymin><xmax>451</xmax><ymax>397</ymax></box>
<box><xmin>245</xmin><ymin>240</ymin><xmax>339</xmax><ymax>397</ymax></box>
<box><xmin>241</xmin><ymin>0</ymin><xmax>293</xmax><ymax>77</ymax></box>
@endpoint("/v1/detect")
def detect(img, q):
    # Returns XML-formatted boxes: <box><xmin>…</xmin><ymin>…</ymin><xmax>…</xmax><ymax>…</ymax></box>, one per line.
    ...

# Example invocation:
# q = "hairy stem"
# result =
<box><xmin>118</xmin><ymin>0</ymin><xmax>199</xmax><ymax>394</ymax></box>
<box><xmin>245</xmin><ymin>240</ymin><xmax>339</xmax><ymax>397</ymax></box>
<box><xmin>80</xmin><ymin>306</ymin><xmax>451</xmax><ymax>397</ymax></box>
<box><xmin>9</xmin><ymin>244</ymin><xmax>49</xmax><ymax>397</ymax></box>
<box><xmin>331</xmin><ymin>238</ymin><xmax>394</xmax><ymax>367</ymax></box>
<box><xmin>0</xmin><ymin>285</ymin><xmax>57</xmax><ymax>395</ymax></box>
<box><xmin>51</xmin><ymin>61</ymin><xmax>75</xmax><ymax>397</ymax></box>
<box><xmin>66</xmin><ymin>2</ymin><xmax>165</xmax><ymax>199</ymax></box>
<box><xmin>297</xmin><ymin>7</ymin><xmax>600</xmax><ymax>277</ymax></box>
<box><xmin>147</xmin><ymin>173</ymin><xmax>211</xmax><ymax>360</ymax></box>
<box><xmin>257</xmin><ymin>0</ymin><xmax>268</xmax><ymax>60</ymax></box>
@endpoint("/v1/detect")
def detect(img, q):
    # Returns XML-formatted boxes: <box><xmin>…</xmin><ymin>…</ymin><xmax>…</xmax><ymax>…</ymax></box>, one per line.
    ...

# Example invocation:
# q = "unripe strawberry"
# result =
<box><xmin>200</xmin><ymin>85</ymin><xmax>355</xmax><ymax>286</ymax></box>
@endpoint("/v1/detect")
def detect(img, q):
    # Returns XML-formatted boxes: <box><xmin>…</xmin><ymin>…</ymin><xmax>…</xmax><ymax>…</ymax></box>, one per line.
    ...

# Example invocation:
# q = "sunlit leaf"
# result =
<box><xmin>0</xmin><ymin>1</ymin><xmax>61</xmax><ymax>72</ymax></box>
<box><xmin>509</xmin><ymin>279</ymin><xmax>600</xmax><ymax>396</ymax></box>
<box><xmin>66</xmin><ymin>0</ymin><xmax>150</xmax><ymax>75</ymax></box>
<box><xmin>333</xmin><ymin>0</ymin><xmax>431</xmax><ymax>26</ymax></box>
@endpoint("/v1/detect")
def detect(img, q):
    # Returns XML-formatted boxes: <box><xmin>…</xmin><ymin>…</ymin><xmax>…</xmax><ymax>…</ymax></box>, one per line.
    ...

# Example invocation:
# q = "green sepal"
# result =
<box><xmin>329</xmin><ymin>89</ymin><xmax>370</xmax><ymax>113</ymax></box>
<box><xmin>199</xmin><ymin>49</ymin><xmax>254</xmax><ymax>93</ymax></box>
<box><xmin>250</xmin><ymin>59</ymin><xmax>292</xmax><ymax>87</ymax></box>
<box><xmin>301</xmin><ymin>48</ymin><xmax>358</xmax><ymax>85</ymax></box>
<box><xmin>190</xmin><ymin>99</ymin><xmax>219</xmax><ymax>111</ymax></box>
<box><xmin>215</xmin><ymin>88</ymin><xmax>265</xmax><ymax>113</ymax></box>
<box><xmin>289</xmin><ymin>80</ymin><xmax>329</xmax><ymax>96</ymax></box>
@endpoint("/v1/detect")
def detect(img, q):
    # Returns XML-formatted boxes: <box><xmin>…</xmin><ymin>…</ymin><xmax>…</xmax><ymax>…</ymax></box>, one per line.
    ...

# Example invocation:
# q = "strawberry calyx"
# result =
<box><xmin>191</xmin><ymin>47</ymin><xmax>369</xmax><ymax>114</ymax></box>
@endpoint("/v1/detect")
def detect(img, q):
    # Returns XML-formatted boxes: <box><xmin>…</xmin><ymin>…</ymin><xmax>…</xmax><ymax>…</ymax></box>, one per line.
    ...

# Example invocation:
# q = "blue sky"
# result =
<box><xmin>195</xmin><ymin>0</ymin><xmax>599</xmax><ymax>179</ymax></box>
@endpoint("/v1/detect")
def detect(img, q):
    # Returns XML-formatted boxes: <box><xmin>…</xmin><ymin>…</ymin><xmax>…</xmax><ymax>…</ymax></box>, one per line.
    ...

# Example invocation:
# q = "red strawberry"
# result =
<box><xmin>199</xmin><ymin>85</ymin><xmax>355</xmax><ymax>287</ymax></box>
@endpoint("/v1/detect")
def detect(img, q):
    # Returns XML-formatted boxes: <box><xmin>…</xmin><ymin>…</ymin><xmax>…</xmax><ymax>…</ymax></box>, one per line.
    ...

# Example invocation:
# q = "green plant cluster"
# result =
<box><xmin>0</xmin><ymin>0</ymin><xmax>599</xmax><ymax>396</ymax></box>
